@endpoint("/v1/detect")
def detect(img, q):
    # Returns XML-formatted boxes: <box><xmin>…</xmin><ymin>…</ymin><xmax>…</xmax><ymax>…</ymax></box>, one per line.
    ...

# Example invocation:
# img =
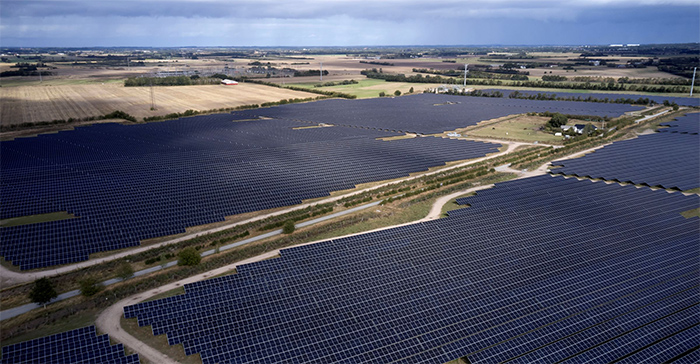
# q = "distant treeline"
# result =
<box><xmin>413</xmin><ymin>68</ymin><xmax>529</xmax><ymax>81</ymax></box>
<box><xmin>454</xmin><ymin>89</ymin><xmax>676</xmax><ymax>106</ymax></box>
<box><xmin>360</xmin><ymin>60</ymin><xmax>394</xmax><ymax>66</ymax></box>
<box><xmin>1</xmin><ymin>110</ymin><xmax>137</xmax><ymax>132</ymax></box>
<box><xmin>314</xmin><ymin>80</ymin><xmax>358</xmax><ymax>87</ymax></box>
<box><xmin>240</xmin><ymin>78</ymin><xmax>357</xmax><ymax>99</ymax></box>
<box><xmin>124</xmin><ymin>75</ymin><xmax>222</xmax><ymax>87</ymax></box>
<box><xmin>0</xmin><ymin>63</ymin><xmax>54</xmax><ymax>77</ymax></box>
<box><xmin>362</xmin><ymin>69</ymin><xmax>690</xmax><ymax>93</ymax></box>
<box><xmin>293</xmin><ymin>70</ymin><xmax>329</xmax><ymax>77</ymax></box>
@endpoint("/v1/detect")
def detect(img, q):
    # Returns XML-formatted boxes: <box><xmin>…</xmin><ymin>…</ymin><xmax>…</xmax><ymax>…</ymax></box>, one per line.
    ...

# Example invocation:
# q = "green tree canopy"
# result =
<box><xmin>29</xmin><ymin>278</ymin><xmax>58</xmax><ymax>307</ymax></box>
<box><xmin>178</xmin><ymin>247</ymin><xmax>201</xmax><ymax>266</ymax></box>
<box><xmin>547</xmin><ymin>113</ymin><xmax>568</xmax><ymax>128</ymax></box>
<box><xmin>282</xmin><ymin>220</ymin><xmax>295</xmax><ymax>234</ymax></box>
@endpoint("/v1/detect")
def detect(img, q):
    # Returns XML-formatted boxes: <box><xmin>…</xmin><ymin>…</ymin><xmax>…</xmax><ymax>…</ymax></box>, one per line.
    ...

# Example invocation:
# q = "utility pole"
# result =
<box><xmin>690</xmin><ymin>67</ymin><xmax>697</xmax><ymax>97</ymax></box>
<box><xmin>150</xmin><ymin>80</ymin><xmax>156</xmax><ymax>111</ymax></box>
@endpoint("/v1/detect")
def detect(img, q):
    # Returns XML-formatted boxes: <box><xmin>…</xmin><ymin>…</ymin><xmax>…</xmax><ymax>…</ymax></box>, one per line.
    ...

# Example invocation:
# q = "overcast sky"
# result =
<box><xmin>2</xmin><ymin>0</ymin><xmax>699</xmax><ymax>47</ymax></box>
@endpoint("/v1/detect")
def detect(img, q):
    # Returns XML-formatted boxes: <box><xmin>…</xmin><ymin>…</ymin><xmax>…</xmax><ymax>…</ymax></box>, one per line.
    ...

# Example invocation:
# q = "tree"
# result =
<box><xmin>582</xmin><ymin>124</ymin><xmax>596</xmax><ymax>136</ymax></box>
<box><xmin>547</xmin><ymin>113</ymin><xmax>568</xmax><ymax>128</ymax></box>
<box><xmin>282</xmin><ymin>220</ymin><xmax>295</xmax><ymax>234</ymax></box>
<box><xmin>409</xmin><ymin>87</ymin><xmax>414</xmax><ymax>94</ymax></box>
<box><xmin>379</xmin><ymin>91</ymin><xmax>386</xmax><ymax>97</ymax></box>
<box><xmin>79</xmin><ymin>277</ymin><xmax>103</xmax><ymax>297</ymax></box>
<box><xmin>394</xmin><ymin>90</ymin><xmax>401</xmax><ymax>96</ymax></box>
<box><xmin>29</xmin><ymin>278</ymin><xmax>57</xmax><ymax>308</ymax></box>
<box><xmin>178</xmin><ymin>247</ymin><xmax>201</xmax><ymax>266</ymax></box>
<box><xmin>116</xmin><ymin>261</ymin><xmax>134</xmax><ymax>280</ymax></box>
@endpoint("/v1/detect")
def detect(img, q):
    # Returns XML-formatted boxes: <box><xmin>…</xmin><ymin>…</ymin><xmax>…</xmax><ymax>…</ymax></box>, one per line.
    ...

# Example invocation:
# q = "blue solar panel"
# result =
<box><xmin>231</xmin><ymin>93</ymin><xmax>642</xmax><ymax>135</ymax></box>
<box><xmin>1</xmin><ymin>326</ymin><xmax>140</xmax><ymax>364</ymax></box>
<box><xmin>550</xmin><ymin>132</ymin><xmax>700</xmax><ymax>191</ymax></box>
<box><xmin>479</xmin><ymin>89</ymin><xmax>700</xmax><ymax>107</ymax></box>
<box><xmin>658</xmin><ymin>113</ymin><xmax>700</xmax><ymax>135</ymax></box>
<box><xmin>0</xmin><ymin>115</ymin><xmax>501</xmax><ymax>270</ymax></box>
<box><xmin>123</xmin><ymin>175</ymin><xmax>700</xmax><ymax>363</ymax></box>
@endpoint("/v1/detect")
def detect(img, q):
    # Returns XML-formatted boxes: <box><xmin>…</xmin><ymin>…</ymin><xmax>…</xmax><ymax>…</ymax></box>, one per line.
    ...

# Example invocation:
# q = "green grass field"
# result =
<box><xmin>0</xmin><ymin>211</ymin><xmax>76</xmax><ymax>227</ymax></box>
<box><xmin>284</xmin><ymin>79</ymin><xmax>436</xmax><ymax>99</ymax></box>
<box><xmin>467</xmin><ymin>116</ymin><xmax>563</xmax><ymax>144</ymax></box>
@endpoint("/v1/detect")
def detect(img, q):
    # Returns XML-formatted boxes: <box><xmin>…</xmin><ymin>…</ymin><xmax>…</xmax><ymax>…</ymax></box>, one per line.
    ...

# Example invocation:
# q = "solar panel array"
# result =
<box><xmin>1</xmin><ymin>115</ymin><xmax>500</xmax><ymax>270</ymax></box>
<box><xmin>551</xmin><ymin>131</ymin><xmax>700</xmax><ymax>191</ymax></box>
<box><xmin>480</xmin><ymin>89</ymin><xmax>700</xmax><ymax>107</ymax></box>
<box><xmin>231</xmin><ymin>93</ymin><xmax>642</xmax><ymax>134</ymax></box>
<box><xmin>124</xmin><ymin>175</ymin><xmax>699</xmax><ymax>364</ymax></box>
<box><xmin>658</xmin><ymin>113</ymin><xmax>700</xmax><ymax>135</ymax></box>
<box><xmin>1</xmin><ymin>326</ymin><xmax>140</xmax><ymax>364</ymax></box>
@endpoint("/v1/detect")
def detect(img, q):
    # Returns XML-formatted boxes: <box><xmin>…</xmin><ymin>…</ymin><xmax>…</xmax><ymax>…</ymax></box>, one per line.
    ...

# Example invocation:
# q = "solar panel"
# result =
<box><xmin>0</xmin><ymin>115</ymin><xmax>501</xmax><ymax>270</ymax></box>
<box><xmin>123</xmin><ymin>175</ymin><xmax>700</xmax><ymax>363</ymax></box>
<box><xmin>551</xmin><ymin>132</ymin><xmax>700</xmax><ymax>191</ymax></box>
<box><xmin>1</xmin><ymin>326</ymin><xmax>140</xmax><ymax>364</ymax></box>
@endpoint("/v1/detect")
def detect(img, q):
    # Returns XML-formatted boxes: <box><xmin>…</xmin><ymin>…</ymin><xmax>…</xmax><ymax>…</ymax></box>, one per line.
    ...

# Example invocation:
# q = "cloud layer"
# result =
<box><xmin>1</xmin><ymin>0</ymin><xmax>698</xmax><ymax>46</ymax></box>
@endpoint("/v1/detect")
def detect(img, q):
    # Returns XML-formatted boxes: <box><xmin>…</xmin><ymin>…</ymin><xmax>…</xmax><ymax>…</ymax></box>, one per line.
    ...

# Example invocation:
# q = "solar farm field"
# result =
<box><xmin>0</xmin><ymin>83</ymin><xmax>316</xmax><ymax>126</ymax></box>
<box><xmin>0</xmin><ymin>326</ymin><xmax>140</xmax><ymax>363</ymax></box>
<box><xmin>233</xmin><ymin>93</ymin><xmax>643</xmax><ymax>134</ymax></box>
<box><xmin>123</xmin><ymin>175</ymin><xmax>700</xmax><ymax>363</ymax></box>
<box><xmin>480</xmin><ymin>89</ymin><xmax>700</xmax><ymax>107</ymax></box>
<box><xmin>0</xmin><ymin>113</ymin><xmax>500</xmax><ymax>270</ymax></box>
<box><xmin>658</xmin><ymin>112</ymin><xmax>700</xmax><ymax>134</ymax></box>
<box><xmin>552</xmin><ymin>113</ymin><xmax>700</xmax><ymax>191</ymax></box>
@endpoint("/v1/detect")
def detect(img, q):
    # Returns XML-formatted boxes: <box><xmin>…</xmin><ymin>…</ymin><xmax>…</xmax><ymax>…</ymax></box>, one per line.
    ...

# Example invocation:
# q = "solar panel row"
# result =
<box><xmin>549</xmin><ymin>132</ymin><xmax>700</xmax><ymax>191</ymax></box>
<box><xmin>231</xmin><ymin>93</ymin><xmax>643</xmax><ymax>135</ymax></box>
<box><xmin>124</xmin><ymin>175</ymin><xmax>699</xmax><ymax>364</ymax></box>
<box><xmin>658</xmin><ymin>113</ymin><xmax>700</xmax><ymax>135</ymax></box>
<box><xmin>0</xmin><ymin>115</ymin><xmax>500</xmax><ymax>270</ymax></box>
<box><xmin>1</xmin><ymin>326</ymin><xmax>140</xmax><ymax>364</ymax></box>
<box><xmin>480</xmin><ymin>89</ymin><xmax>700</xmax><ymax>107</ymax></box>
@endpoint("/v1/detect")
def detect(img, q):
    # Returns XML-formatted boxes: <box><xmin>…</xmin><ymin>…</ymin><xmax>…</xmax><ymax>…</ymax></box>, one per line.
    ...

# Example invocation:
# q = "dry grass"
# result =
<box><xmin>0</xmin><ymin>83</ymin><xmax>316</xmax><ymax>125</ymax></box>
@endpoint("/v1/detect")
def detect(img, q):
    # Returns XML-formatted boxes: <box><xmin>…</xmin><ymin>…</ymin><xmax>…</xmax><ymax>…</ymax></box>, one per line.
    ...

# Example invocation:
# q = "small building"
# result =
<box><xmin>221</xmin><ymin>79</ymin><xmax>238</xmax><ymax>85</ymax></box>
<box><xmin>561</xmin><ymin>124</ymin><xmax>598</xmax><ymax>134</ymax></box>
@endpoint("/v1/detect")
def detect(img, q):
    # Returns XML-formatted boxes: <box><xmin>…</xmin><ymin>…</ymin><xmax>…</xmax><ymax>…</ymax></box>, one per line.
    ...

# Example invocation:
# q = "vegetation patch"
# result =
<box><xmin>680</xmin><ymin>208</ymin><xmax>700</xmax><ymax>219</ymax></box>
<box><xmin>0</xmin><ymin>211</ymin><xmax>76</xmax><ymax>228</ymax></box>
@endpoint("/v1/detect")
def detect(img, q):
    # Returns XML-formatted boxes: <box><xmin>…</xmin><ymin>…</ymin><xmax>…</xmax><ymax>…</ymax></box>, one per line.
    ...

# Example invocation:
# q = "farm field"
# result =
<box><xmin>0</xmin><ymin>83</ymin><xmax>316</xmax><ymax>125</ymax></box>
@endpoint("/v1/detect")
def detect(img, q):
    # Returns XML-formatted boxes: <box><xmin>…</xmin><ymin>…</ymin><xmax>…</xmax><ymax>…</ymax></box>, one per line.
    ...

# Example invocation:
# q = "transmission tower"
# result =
<box><xmin>150</xmin><ymin>80</ymin><xmax>157</xmax><ymax>111</ymax></box>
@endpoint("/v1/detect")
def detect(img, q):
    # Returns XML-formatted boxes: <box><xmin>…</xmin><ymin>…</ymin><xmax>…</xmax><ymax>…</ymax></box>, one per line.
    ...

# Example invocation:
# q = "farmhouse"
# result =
<box><xmin>221</xmin><ymin>79</ymin><xmax>238</xmax><ymax>85</ymax></box>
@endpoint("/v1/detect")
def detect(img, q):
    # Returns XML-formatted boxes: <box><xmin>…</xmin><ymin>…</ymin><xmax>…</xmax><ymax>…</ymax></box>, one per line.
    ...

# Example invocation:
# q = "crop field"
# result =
<box><xmin>0</xmin><ymin>83</ymin><xmax>316</xmax><ymax>125</ymax></box>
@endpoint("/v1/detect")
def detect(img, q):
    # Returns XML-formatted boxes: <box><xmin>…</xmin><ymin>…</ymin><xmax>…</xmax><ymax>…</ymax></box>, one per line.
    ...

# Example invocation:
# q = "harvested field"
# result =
<box><xmin>0</xmin><ymin>83</ymin><xmax>317</xmax><ymax>125</ymax></box>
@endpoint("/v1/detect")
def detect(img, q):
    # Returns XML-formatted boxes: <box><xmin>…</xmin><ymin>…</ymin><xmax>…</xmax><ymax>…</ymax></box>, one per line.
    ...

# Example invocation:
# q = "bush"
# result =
<box><xmin>548</xmin><ymin>113</ymin><xmax>568</xmax><ymax>128</ymax></box>
<box><xmin>79</xmin><ymin>277</ymin><xmax>103</xmax><ymax>297</ymax></box>
<box><xmin>28</xmin><ymin>278</ymin><xmax>57</xmax><ymax>307</ymax></box>
<box><xmin>116</xmin><ymin>261</ymin><xmax>134</xmax><ymax>280</ymax></box>
<box><xmin>379</xmin><ymin>91</ymin><xmax>386</xmax><ymax>97</ymax></box>
<box><xmin>282</xmin><ymin>220</ymin><xmax>295</xmax><ymax>234</ymax></box>
<box><xmin>178</xmin><ymin>247</ymin><xmax>201</xmax><ymax>266</ymax></box>
<box><xmin>394</xmin><ymin>90</ymin><xmax>402</xmax><ymax>96</ymax></box>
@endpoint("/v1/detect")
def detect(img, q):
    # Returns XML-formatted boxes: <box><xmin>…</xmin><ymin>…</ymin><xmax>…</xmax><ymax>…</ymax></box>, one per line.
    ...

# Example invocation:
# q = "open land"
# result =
<box><xmin>0</xmin><ymin>83</ymin><xmax>316</xmax><ymax>125</ymax></box>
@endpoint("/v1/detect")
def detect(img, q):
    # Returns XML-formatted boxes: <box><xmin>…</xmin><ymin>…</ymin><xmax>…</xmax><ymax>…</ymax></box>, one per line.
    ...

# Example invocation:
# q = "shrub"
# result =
<box><xmin>116</xmin><ymin>261</ymin><xmax>134</xmax><ymax>280</ymax></box>
<box><xmin>178</xmin><ymin>247</ymin><xmax>201</xmax><ymax>266</ymax></box>
<box><xmin>79</xmin><ymin>277</ymin><xmax>103</xmax><ymax>297</ymax></box>
<box><xmin>28</xmin><ymin>278</ymin><xmax>57</xmax><ymax>307</ymax></box>
<box><xmin>282</xmin><ymin>220</ymin><xmax>295</xmax><ymax>234</ymax></box>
